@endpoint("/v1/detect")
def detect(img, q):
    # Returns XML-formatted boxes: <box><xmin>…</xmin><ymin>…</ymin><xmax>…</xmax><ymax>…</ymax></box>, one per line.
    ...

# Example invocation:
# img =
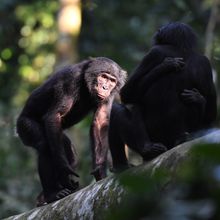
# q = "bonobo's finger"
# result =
<box><xmin>68</xmin><ymin>175</ymin><xmax>79</xmax><ymax>189</ymax></box>
<box><xmin>70</xmin><ymin>180</ymin><xmax>79</xmax><ymax>189</ymax></box>
<box><xmin>181</xmin><ymin>90</ymin><xmax>194</xmax><ymax>98</ymax></box>
<box><xmin>181</xmin><ymin>95</ymin><xmax>195</xmax><ymax>101</ymax></box>
<box><xmin>152</xmin><ymin>143</ymin><xmax>168</xmax><ymax>153</ymax></box>
<box><xmin>182</xmin><ymin>89</ymin><xmax>199</xmax><ymax>95</ymax></box>
<box><xmin>181</xmin><ymin>94</ymin><xmax>195</xmax><ymax>102</ymax></box>
<box><xmin>181</xmin><ymin>92</ymin><xmax>192</xmax><ymax>97</ymax></box>
<box><xmin>182</xmin><ymin>89</ymin><xmax>193</xmax><ymax>93</ymax></box>
<box><xmin>174</xmin><ymin>57</ymin><xmax>184</xmax><ymax>64</ymax></box>
<box><xmin>192</xmin><ymin>88</ymin><xmax>199</xmax><ymax>92</ymax></box>
<box><xmin>56</xmin><ymin>189</ymin><xmax>72</xmax><ymax>199</ymax></box>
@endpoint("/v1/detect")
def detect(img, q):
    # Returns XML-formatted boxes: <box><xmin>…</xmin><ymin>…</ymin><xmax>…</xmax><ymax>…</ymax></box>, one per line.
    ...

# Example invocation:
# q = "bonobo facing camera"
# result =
<box><xmin>17</xmin><ymin>57</ymin><xmax>127</xmax><ymax>204</ymax></box>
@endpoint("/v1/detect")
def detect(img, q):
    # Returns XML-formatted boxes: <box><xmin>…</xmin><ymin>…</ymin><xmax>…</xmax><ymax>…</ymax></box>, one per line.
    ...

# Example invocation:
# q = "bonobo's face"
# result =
<box><xmin>95</xmin><ymin>72</ymin><xmax>117</xmax><ymax>100</ymax></box>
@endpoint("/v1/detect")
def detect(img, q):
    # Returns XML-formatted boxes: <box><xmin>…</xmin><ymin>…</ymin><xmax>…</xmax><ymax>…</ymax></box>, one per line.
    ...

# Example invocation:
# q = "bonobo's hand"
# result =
<box><xmin>181</xmin><ymin>88</ymin><xmax>206</xmax><ymax>105</ymax></box>
<box><xmin>91</xmin><ymin>165</ymin><xmax>107</xmax><ymax>181</ymax></box>
<box><xmin>141</xmin><ymin>142</ymin><xmax>167</xmax><ymax>161</ymax></box>
<box><xmin>61</xmin><ymin>163</ymin><xmax>79</xmax><ymax>177</ymax></box>
<box><xmin>59</xmin><ymin>173</ymin><xmax>79</xmax><ymax>190</ymax></box>
<box><xmin>163</xmin><ymin>57</ymin><xmax>185</xmax><ymax>70</ymax></box>
<box><xmin>45</xmin><ymin>187</ymin><xmax>79</xmax><ymax>204</ymax></box>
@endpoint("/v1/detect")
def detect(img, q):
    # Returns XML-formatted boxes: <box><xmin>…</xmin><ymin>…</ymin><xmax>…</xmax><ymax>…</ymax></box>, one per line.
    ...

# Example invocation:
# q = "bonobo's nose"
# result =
<box><xmin>103</xmin><ymin>85</ymin><xmax>108</xmax><ymax>90</ymax></box>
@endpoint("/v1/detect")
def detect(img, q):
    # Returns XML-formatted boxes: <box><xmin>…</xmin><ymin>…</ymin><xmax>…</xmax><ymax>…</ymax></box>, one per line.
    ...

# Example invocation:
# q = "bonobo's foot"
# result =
<box><xmin>141</xmin><ymin>143</ymin><xmax>167</xmax><ymax>161</ymax></box>
<box><xmin>110</xmin><ymin>163</ymin><xmax>135</xmax><ymax>174</ymax></box>
<box><xmin>36</xmin><ymin>191</ymin><xmax>47</xmax><ymax>207</ymax></box>
<box><xmin>175</xmin><ymin>132</ymin><xmax>190</xmax><ymax>146</ymax></box>
<box><xmin>59</xmin><ymin>173</ymin><xmax>79</xmax><ymax>190</ymax></box>
<box><xmin>91</xmin><ymin>165</ymin><xmax>106</xmax><ymax>181</ymax></box>
<box><xmin>45</xmin><ymin>183</ymin><xmax>79</xmax><ymax>204</ymax></box>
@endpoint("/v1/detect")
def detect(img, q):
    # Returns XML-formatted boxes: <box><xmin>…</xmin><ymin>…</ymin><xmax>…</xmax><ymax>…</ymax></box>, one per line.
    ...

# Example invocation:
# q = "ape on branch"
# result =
<box><xmin>16</xmin><ymin>57</ymin><xmax>126</xmax><ymax>204</ymax></box>
<box><xmin>109</xmin><ymin>22</ymin><xmax>217</xmax><ymax>172</ymax></box>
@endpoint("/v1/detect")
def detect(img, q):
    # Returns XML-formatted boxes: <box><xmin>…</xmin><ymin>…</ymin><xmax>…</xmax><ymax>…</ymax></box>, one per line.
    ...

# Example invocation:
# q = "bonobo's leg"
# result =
<box><xmin>17</xmin><ymin>116</ymin><xmax>78</xmax><ymax>204</ymax></box>
<box><xmin>63</xmin><ymin>134</ymin><xmax>78</xmax><ymax>170</ymax></box>
<box><xmin>16</xmin><ymin>116</ymin><xmax>46</xmax><ymax>150</ymax></box>
<box><xmin>36</xmin><ymin>134</ymin><xmax>79</xmax><ymax>206</ymax></box>
<box><xmin>109</xmin><ymin>104</ymin><xmax>129</xmax><ymax>172</ymax></box>
<box><xmin>58</xmin><ymin>134</ymin><xmax>79</xmax><ymax>191</ymax></box>
<box><xmin>128</xmin><ymin>105</ymin><xmax>167</xmax><ymax>161</ymax></box>
<box><xmin>37</xmin><ymin>135</ymin><xmax>79</xmax><ymax>204</ymax></box>
<box><xmin>37</xmin><ymin>147</ymin><xmax>61</xmax><ymax>203</ymax></box>
<box><xmin>109</xmin><ymin>104</ymin><xmax>167</xmax><ymax>172</ymax></box>
<box><xmin>17</xmin><ymin>116</ymin><xmax>57</xmax><ymax>204</ymax></box>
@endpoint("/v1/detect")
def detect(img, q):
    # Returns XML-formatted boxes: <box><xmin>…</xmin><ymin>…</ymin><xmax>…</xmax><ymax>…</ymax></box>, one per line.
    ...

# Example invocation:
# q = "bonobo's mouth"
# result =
<box><xmin>97</xmin><ymin>93</ymin><xmax>106</xmax><ymax>100</ymax></box>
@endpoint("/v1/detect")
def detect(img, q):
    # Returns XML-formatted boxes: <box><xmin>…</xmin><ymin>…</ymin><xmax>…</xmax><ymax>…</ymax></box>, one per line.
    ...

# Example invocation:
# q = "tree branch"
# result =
<box><xmin>4</xmin><ymin>129</ymin><xmax>220</xmax><ymax>220</ymax></box>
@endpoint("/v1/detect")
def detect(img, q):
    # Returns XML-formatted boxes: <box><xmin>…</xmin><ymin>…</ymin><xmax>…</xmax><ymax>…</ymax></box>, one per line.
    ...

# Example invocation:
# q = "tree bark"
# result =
<box><xmin>204</xmin><ymin>0</ymin><xmax>220</xmax><ymax>59</ymax></box>
<box><xmin>4</xmin><ymin>129</ymin><xmax>220</xmax><ymax>220</ymax></box>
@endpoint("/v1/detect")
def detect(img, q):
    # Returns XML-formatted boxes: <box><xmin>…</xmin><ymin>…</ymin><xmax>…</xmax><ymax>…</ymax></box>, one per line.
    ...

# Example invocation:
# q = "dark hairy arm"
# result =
<box><xmin>182</xmin><ymin>56</ymin><xmax>217</xmax><ymax>128</ymax></box>
<box><xmin>135</xmin><ymin>57</ymin><xmax>184</xmax><ymax>102</ymax></box>
<box><xmin>201</xmin><ymin>57</ymin><xmax>217</xmax><ymax>127</ymax></box>
<box><xmin>120</xmin><ymin>47</ymin><xmax>164</xmax><ymax>104</ymax></box>
<box><xmin>43</xmin><ymin>96</ymin><xmax>76</xmax><ymax>175</ymax></box>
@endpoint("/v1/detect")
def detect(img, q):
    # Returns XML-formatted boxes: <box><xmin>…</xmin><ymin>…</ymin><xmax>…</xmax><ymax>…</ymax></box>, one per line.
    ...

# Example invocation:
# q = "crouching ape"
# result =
<box><xmin>16</xmin><ymin>57</ymin><xmax>127</xmax><ymax>204</ymax></box>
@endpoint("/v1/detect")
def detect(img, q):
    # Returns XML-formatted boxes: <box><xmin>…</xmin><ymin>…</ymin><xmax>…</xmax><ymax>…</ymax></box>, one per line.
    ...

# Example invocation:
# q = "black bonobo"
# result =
<box><xmin>16</xmin><ymin>57</ymin><xmax>127</xmax><ymax>204</ymax></box>
<box><xmin>109</xmin><ymin>22</ymin><xmax>217</xmax><ymax>172</ymax></box>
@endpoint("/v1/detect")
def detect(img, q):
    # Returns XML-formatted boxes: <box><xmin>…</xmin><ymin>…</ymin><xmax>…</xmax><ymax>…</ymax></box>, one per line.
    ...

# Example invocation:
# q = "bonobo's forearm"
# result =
<box><xmin>90</xmin><ymin>99</ymin><xmax>113</xmax><ymax>180</ymax></box>
<box><xmin>136</xmin><ymin>60</ymin><xmax>181</xmax><ymax>99</ymax></box>
<box><xmin>122</xmin><ymin>57</ymin><xmax>184</xmax><ymax>104</ymax></box>
<box><xmin>204</xmin><ymin>85</ymin><xmax>217</xmax><ymax>127</ymax></box>
<box><xmin>44</xmin><ymin>114</ymin><xmax>71</xmax><ymax>172</ymax></box>
<box><xmin>121</xmin><ymin>49</ymin><xmax>164</xmax><ymax>104</ymax></box>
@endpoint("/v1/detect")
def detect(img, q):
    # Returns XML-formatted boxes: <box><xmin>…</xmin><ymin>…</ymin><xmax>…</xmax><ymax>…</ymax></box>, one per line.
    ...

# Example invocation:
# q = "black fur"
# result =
<box><xmin>109</xmin><ymin>22</ymin><xmax>217</xmax><ymax>171</ymax></box>
<box><xmin>16</xmin><ymin>57</ymin><xmax>126</xmax><ymax>204</ymax></box>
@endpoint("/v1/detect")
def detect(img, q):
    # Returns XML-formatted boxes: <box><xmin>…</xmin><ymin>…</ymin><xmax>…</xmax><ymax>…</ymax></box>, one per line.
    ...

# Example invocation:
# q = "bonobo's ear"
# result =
<box><xmin>115</xmin><ymin>69</ymin><xmax>127</xmax><ymax>92</ymax></box>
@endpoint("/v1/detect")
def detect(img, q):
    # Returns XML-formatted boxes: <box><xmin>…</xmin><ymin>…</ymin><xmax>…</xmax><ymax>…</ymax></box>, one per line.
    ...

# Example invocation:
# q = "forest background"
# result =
<box><xmin>0</xmin><ymin>0</ymin><xmax>220</xmax><ymax>218</ymax></box>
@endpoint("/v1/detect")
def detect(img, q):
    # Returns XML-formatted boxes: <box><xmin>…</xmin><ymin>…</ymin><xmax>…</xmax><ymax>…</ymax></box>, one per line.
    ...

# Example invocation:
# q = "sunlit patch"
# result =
<box><xmin>1</xmin><ymin>48</ymin><xmax>12</xmax><ymax>60</ymax></box>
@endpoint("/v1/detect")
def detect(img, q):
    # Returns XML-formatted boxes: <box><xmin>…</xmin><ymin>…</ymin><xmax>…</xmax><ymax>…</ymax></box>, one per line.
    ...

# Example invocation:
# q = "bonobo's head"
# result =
<box><xmin>84</xmin><ymin>57</ymin><xmax>127</xmax><ymax>101</ymax></box>
<box><xmin>153</xmin><ymin>22</ymin><xmax>197</xmax><ymax>51</ymax></box>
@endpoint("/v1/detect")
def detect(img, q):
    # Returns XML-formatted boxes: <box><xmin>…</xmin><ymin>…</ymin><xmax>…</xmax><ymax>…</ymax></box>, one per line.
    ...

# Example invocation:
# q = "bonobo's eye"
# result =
<box><xmin>95</xmin><ymin>72</ymin><xmax>117</xmax><ymax>100</ymax></box>
<box><xmin>101</xmin><ymin>74</ymin><xmax>108</xmax><ymax>79</ymax></box>
<box><xmin>100</xmin><ymin>73</ymin><xmax>117</xmax><ymax>84</ymax></box>
<box><xmin>110</xmin><ymin>77</ymin><xmax>117</xmax><ymax>84</ymax></box>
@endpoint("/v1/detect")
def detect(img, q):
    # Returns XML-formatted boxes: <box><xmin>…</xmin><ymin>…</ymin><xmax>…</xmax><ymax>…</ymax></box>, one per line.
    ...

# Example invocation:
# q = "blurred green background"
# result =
<box><xmin>0</xmin><ymin>0</ymin><xmax>220</xmax><ymax>218</ymax></box>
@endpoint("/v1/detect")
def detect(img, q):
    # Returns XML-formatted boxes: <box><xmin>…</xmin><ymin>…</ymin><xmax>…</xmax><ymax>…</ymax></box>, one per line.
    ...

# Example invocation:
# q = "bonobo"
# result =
<box><xmin>109</xmin><ymin>22</ymin><xmax>217</xmax><ymax>172</ymax></box>
<box><xmin>16</xmin><ymin>57</ymin><xmax>127</xmax><ymax>204</ymax></box>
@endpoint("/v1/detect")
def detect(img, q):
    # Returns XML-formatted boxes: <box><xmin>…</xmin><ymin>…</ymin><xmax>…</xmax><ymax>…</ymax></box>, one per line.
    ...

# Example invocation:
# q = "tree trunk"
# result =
<box><xmin>4</xmin><ymin>129</ymin><xmax>220</xmax><ymax>220</ymax></box>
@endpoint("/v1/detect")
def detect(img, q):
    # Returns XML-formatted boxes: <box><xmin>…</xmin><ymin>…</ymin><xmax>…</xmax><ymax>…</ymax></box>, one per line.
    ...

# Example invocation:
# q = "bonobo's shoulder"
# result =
<box><xmin>198</xmin><ymin>54</ymin><xmax>211</xmax><ymax>63</ymax></box>
<box><xmin>52</xmin><ymin>59</ymin><xmax>90</xmax><ymax>79</ymax></box>
<box><xmin>66</xmin><ymin>59</ymin><xmax>90</xmax><ymax>74</ymax></box>
<box><xmin>191</xmin><ymin>53</ymin><xmax>211</xmax><ymax>66</ymax></box>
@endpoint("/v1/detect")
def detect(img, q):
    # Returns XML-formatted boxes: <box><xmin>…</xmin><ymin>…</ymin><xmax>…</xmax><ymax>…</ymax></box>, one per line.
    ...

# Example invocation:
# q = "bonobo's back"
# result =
<box><xmin>19</xmin><ymin>60</ymin><xmax>91</xmax><ymax>118</ymax></box>
<box><xmin>139</xmin><ymin>22</ymin><xmax>216</xmax><ymax>148</ymax></box>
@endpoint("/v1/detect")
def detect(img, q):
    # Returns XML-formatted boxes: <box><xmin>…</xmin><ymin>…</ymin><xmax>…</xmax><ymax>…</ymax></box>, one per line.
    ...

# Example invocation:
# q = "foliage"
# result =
<box><xmin>80</xmin><ymin>0</ymin><xmax>220</xmax><ymax>75</ymax></box>
<box><xmin>0</xmin><ymin>0</ymin><xmax>220</xmax><ymax>219</ymax></box>
<box><xmin>0</xmin><ymin>0</ymin><xmax>59</xmax><ymax>218</ymax></box>
<box><xmin>107</xmin><ymin>143</ymin><xmax>220</xmax><ymax>220</ymax></box>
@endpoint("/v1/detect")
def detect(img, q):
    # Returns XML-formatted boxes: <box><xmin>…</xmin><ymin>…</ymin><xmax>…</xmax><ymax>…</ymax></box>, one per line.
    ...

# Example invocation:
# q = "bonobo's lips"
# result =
<box><xmin>97</xmin><ymin>93</ymin><xmax>106</xmax><ymax>99</ymax></box>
